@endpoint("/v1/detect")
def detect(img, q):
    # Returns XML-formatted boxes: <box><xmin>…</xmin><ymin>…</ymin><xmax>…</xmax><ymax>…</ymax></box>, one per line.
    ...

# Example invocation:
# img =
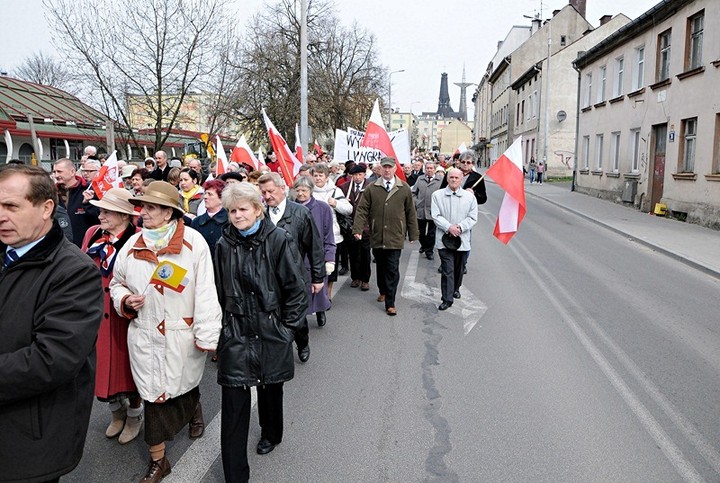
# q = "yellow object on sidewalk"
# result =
<box><xmin>654</xmin><ymin>203</ymin><xmax>667</xmax><ymax>216</ymax></box>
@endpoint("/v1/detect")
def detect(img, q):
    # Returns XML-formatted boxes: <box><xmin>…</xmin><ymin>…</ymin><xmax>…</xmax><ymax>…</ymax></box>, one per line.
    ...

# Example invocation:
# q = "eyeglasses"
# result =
<box><xmin>460</xmin><ymin>161</ymin><xmax>473</xmax><ymax>164</ymax></box>
<box><xmin>81</xmin><ymin>169</ymin><xmax>98</xmax><ymax>172</ymax></box>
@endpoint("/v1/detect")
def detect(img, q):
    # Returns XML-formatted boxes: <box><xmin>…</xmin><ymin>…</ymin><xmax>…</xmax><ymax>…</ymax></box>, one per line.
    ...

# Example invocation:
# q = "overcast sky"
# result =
<box><xmin>1</xmin><ymin>0</ymin><xmax>660</xmax><ymax>121</ymax></box>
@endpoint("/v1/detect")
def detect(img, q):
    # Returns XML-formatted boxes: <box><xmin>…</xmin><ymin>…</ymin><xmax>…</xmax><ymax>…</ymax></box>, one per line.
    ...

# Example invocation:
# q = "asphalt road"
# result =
<box><xmin>67</xmin><ymin>183</ymin><xmax>720</xmax><ymax>482</ymax></box>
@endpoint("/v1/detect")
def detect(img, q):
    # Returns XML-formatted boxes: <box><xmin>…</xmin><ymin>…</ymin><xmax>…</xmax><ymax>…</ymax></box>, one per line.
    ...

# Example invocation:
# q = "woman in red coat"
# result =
<box><xmin>82</xmin><ymin>188</ymin><xmax>143</xmax><ymax>444</ymax></box>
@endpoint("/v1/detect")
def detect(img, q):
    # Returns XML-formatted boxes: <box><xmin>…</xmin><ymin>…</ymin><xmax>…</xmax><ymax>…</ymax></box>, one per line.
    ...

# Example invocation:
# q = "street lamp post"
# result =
<box><xmin>388</xmin><ymin>69</ymin><xmax>405</xmax><ymax>129</ymax></box>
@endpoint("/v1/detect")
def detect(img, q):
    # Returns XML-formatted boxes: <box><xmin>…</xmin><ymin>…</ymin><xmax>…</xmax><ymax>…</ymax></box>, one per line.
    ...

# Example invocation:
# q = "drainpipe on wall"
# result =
<box><xmin>571</xmin><ymin>53</ymin><xmax>585</xmax><ymax>192</ymax></box>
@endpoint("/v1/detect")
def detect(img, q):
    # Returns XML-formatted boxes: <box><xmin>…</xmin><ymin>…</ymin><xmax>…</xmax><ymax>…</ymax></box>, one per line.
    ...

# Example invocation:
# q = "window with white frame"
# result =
<box><xmin>533</xmin><ymin>90</ymin><xmax>538</xmax><ymax>118</ymax></box>
<box><xmin>584</xmin><ymin>73</ymin><xmax>593</xmax><ymax>107</ymax></box>
<box><xmin>613</xmin><ymin>56</ymin><xmax>624</xmax><ymax>97</ymax></box>
<box><xmin>582</xmin><ymin>136</ymin><xmax>590</xmax><ymax>169</ymax></box>
<box><xmin>597</xmin><ymin>66</ymin><xmax>607</xmax><ymax>103</ymax></box>
<box><xmin>687</xmin><ymin>11</ymin><xmax>704</xmax><ymax>70</ymax></box>
<box><xmin>680</xmin><ymin>117</ymin><xmax>697</xmax><ymax>172</ymax></box>
<box><xmin>611</xmin><ymin>132</ymin><xmax>620</xmax><ymax>172</ymax></box>
<box><xmin>595</xmin><ymin>134</ymin><xmax>604</xmax><ymax>170</ymax></box>
<box><xmin>633</xmin><ymin>46</ymin><xmax>645</xmax><ymax>90</ymax></box>
<box><xmin>657</xmin><ymin>29</ymin><xmax>671</xmax><ymax>81</ymax></box>
<box><xmin>630</xmin><ymin>128</ymin><xmax>641</xmax><ymax>172</ymax></box>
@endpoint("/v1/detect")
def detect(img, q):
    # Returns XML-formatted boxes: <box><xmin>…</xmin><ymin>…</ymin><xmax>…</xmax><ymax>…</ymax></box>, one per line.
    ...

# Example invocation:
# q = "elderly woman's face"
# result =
<box><xmin>294</xmin><ymin>186</ymin><xmax>312</xmax><ymax>203</ymax></box>
<box><xmin>140</xmin><ymin>202</ymin><xmax>173</xmax><ymax>229</ymax></box>
<box><xmin>228</xmin><ymin>200</ymin><xmax>262</xmax><ymax>231</ymax></box>
<box><xmin>203</xmin><ymin>189</ymin><xmax>222</xmax><ymax>212</ymax></box>
<box><xmin>312</xmin><ymin>171</ymin><xmax>328</xmax><ymax>188</ymax></box>
<box><xmin>98</xmin><ymin>208</ymin><xmax>128</xmax><ymax>235</ymax></box>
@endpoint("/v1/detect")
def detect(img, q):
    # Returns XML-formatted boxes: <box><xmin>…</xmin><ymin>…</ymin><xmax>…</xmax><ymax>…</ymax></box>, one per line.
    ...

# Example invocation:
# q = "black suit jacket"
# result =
<box><xmin>268</xmin><ymin>200</ymin><xmax>325</xmax><ymax>284</ymax></box>
<box><xmin>440</xmin><ymin>170</ymin><xmax>487</xmax><ymax>204</ymax></box>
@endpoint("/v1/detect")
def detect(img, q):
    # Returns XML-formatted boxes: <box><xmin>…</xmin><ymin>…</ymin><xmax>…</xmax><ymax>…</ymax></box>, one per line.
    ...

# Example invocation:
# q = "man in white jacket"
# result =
<box><xmin>431</xmin><ymin>168</ymin><xmax>478</xmax><ymax>311</ymax></box>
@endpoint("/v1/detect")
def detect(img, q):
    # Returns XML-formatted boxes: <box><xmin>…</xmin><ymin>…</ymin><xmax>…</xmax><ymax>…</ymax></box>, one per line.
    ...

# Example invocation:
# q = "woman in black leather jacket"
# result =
<box><xmin>213</xmin><ymin>182</ymin><xmax>308</xmax><ymax>483</ymax></box>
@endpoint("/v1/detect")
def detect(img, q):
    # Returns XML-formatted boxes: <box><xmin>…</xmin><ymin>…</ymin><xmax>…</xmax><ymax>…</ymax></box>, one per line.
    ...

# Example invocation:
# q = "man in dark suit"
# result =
<box><xmin>149</xmin><ymin>150</ymin><xmax>172</xmax><ymax>181</ymax></box>
<box><xmin>340</xmin><ymin>163</ymin><xmax>372</xmax><ymax>291</ymax></box>
<box><xmin>258</xmin><ymin>172</ymin><xmax>324</xmax><ymax>363</ymax></box>
<box><xmin>440</xmin><ymin>150</ymin><xmax>487</xmax><ymax>205</ymax></box>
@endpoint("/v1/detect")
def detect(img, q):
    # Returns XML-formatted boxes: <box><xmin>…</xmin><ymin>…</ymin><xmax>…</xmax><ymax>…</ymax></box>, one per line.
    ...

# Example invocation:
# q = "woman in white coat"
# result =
<box><xmin>310</xmin><ymin>162</ymin><xmax>352</xmax><ymax>300</ymax></box>
<box><xmin>110</xmin><ymin>181</ymin><xmax>221</xmax><ymax>483</ymax></box>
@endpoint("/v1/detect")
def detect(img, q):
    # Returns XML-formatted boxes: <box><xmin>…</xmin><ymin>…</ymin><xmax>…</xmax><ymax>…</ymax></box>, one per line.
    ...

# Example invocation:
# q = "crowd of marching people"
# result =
<box><xmin>0</xmin><ymin>145</ymin><xmax>486</xmax><ymax>483</ymax></box>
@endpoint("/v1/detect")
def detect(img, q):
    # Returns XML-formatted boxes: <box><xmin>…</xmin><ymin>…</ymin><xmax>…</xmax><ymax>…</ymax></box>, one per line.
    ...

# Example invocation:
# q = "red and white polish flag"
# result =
<box><xmin>454</xmin><ymin>142</ymin><xmax>468</xmax><ymax>156</ymax></box>
<box><xmin>294</xmin><ymin>124</ymin><xmax>304</xmax><ymax>163</ymax></box>
<box><xmin>360</xmin><ymin>99</ymin><xmax>406</xmax><ymax>182</ymax></box>
<box><xmin>230</xmin><ymin>134</ymin><xmax>260</xmax><ymax>171</ymax></box>
<box><xmin>485</xmin><ymin>137</ymin><xmax>526</xmax><ymax>244</ymax></box>
<box><xmin>314</xmin><ymin>140</ymin><xmax>324</xmax><ymax>157</ymax></box>
<box><xmin>92</xmin><ymin>150</ymin><xmax>122</xmax><ymax>199</ymax></box>
<box><xmin>216</xmin><ymin>136</ymin><xmax>230</xmax><ymax>175</ymax></box>
<box><xmin>262</xmin><ymin>109</ymin><xmax>302</xmax><ymax>185</ymax></box>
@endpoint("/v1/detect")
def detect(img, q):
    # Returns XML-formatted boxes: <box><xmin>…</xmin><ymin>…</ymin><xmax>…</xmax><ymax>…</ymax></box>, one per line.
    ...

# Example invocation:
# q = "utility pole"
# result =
<box><xmin>388</xmin><ymin>69</ymin><xmax>405</xmax><ymax>129</ymax></box>
<box><xmin>300</xmin><ymin>0</ymin><xmax>308</xmax><ymax>151</ymax></box>
<box><xmin>543</xmin><ymin>20</ymin><xmax>551</xmax><ymax>168</ymax></box>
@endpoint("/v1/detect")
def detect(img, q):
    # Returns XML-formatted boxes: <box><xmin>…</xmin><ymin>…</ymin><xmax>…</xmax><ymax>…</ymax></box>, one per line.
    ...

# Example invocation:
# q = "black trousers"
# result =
<box><xmin>373</xmin><ymin>248</ymin><xmax>401</xmax><ymax>308</ymax></box>
<box><xmin>417</xmin><ymin>219</ymin><xmax>436</xmax><ymax>253</ymax></box>
<box><xmin>221</xmin><ymin>386</ymin><xmax>251</xmax><ymax>483</ymax></box>
<box><xmin>349</xmin><ymin>236</ymin><xmax>371</xmax><ymax>282</ymax></box>
<box><xmin>294</xmin><ymin>317</ymin><xmax>309</xmax><ymax>349</ymax></box>
<box><xmin>338</xmin><ymin>239</ymin><xmax>350</xmax><ymax>270</ymax></box>
<box><xmin>438</xmin><ymin>249</ymin><xmax>469</xmax><ymax>302</ymax></box>
<box><xmin>257</xmin><ymin>382</ymin><xmax>284</xmax><ymax>444</ymax></box>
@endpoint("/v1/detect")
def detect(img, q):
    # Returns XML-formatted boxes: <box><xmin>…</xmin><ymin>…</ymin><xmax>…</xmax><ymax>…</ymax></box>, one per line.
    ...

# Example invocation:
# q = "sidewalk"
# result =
<box><xmin>521</xmin><ymin>180</ymin><xmax>720</xmax><ymax>279</ymax></box>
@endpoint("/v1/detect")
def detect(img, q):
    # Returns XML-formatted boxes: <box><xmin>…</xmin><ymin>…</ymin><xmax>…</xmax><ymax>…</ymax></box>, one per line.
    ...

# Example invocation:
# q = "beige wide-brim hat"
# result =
<box><xmin>129</xmin><ymin>181</ymin><xmax>185</xmax><ymax>215</ymax></box>
<box><xmin>89</xmin><ymin>188</ymin><xmax>136</xmax><ymax>215</ymax></box>
<box><xmin>120</xmin><ymin>165</ymin><xmax>136</xmax><ymax>179</ymax></box>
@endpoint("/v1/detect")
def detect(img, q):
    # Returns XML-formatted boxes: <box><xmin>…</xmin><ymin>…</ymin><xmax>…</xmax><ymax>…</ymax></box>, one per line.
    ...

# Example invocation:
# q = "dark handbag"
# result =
<box><xmin>441</xmin><ymin>233</ymin><xmax>461</xmax><ymax>250</ymax></box>
<box><xmin>337</xmin><ymin>212</ymin><xmax>353</xmax><ymax>238</ymax></box>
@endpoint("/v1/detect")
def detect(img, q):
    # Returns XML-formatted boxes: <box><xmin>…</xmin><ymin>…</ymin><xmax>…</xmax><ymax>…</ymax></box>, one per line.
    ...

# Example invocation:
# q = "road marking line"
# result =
<box><xmin>401</xmin><ymin>250</ymin><xmax>487</xmax><ymax>335</ymax></box>
<box><xmin>509</xmin><ymin>239</ymin><xmax>706</xmax><ymax>483</ymax></box>
<box><xmin>165</xmin><ymin>388</ymin><xmax>257</xmax><ymax>482</ymax></box>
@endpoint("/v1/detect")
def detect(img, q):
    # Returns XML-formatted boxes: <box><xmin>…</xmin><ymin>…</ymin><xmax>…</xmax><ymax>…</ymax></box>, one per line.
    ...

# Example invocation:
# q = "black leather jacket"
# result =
<box><xmin>214</xmin><ymin>219</ymin><xmax>308</xmax><ymax>387</ymax></box>
<box><xmin>270</xmin><ymin>200</ymin><xmax>325</xmax><ymax>284</ymax></box>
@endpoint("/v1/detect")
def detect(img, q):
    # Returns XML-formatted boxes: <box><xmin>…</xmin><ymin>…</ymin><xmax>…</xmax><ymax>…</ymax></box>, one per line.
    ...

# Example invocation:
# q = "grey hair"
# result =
<box><xmin>221</xmin><ymin>182</ymin><xmax>265</xmax><ymax>219</ymax></box>
<box><xmin>257</xmin><ymin>171</ymin><xmax>286</xmax><ymax>188</ymax></box>
<box><xmin>458</xmin><ymin>150</ymin><xmax>477</xmax><ymax>164</ymax></box>
<box><xmin>292</xmin><ymin>175</ymin><xmax>315</xmax><ymax>191</ymax></box>
<box><xmin>84</xmin><ymin>159</ymin><xmax>101</xmax><ymax>170</ymax></box>
<box><xmin>310</xmin><ymin>162</ymin><xmax>330</xmax><ymax>176</ymax></box>
<box><xmin>424</xmin><ymin>161</ymin><xmax>436</xmax><ymax>169</ymax></box>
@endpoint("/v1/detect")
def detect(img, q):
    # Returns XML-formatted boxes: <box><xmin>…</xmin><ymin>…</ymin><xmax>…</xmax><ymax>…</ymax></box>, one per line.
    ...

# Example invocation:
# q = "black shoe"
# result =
<box><xmin>426</xmin><ymin>252</ymin><xmax>434</xmax><ymax>260</ymax></box>
<box><xmin>298</xmin><ymin>345</ymin><xmax>310</xmax><ymax>363</ymax></box>
<box><xmin>316</xmin><ymin>312</ymin><xmax>326</xmax><ymax>327</ymax></box>
<box><xmin>438</xmin><ymin>301</ymin><xmax>453</xmax><ymax>311</ymax></box>
<box><xmin>453</xmin><ymin>291</ymin><xmax>461</xmax><ymax>299</ymax></box>
<box><xmin>437</xmin><ymin>266</ymin><xmax>442</xmax><ymax>273</ymax></box>
<box><xmin>256</xmin><ymin>438</ymin><xmax>276</xmax><ymax>455</ymax></box>
<box><xmin>463</xmin><ymin>267</ymin><xmax>467</xmax><ymax>274</ymax></box>
<box><xmin>339</xmin><ymin>267</ymin><xmax>349</xmax><ymax>275</ymax></box>
<box><xmin>419</xmin><ymin>247</ymin><xmax>426</xmax><ymax>253</ymax></box>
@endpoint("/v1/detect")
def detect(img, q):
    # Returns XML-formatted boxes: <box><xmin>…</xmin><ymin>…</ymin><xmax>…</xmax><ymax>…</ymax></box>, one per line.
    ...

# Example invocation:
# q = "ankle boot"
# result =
<box><xmin>106</xmin><ymin>403</ymin><xmax>127</xmax><ymax>438</ymax></box>
<box><xmin>140</xmin><ymin>456</ymin><xmax>171</xmax><ymax>483</ymax></box>
<box><xmin>119</xmin><ymin>411</ymin><xmax>143</xmax><ymax>444</ymax></box>
<box><xmin>188</xmin><ymin>401</ymin><xmax>205</xmax><ymax>439</ymax></box>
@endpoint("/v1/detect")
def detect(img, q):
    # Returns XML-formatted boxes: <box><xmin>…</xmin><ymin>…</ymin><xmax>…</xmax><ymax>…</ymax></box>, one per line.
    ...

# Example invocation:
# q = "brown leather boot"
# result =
<box><xmin>140</xmin><ymin>456</ymin><xmax>171</xmax><ymax>483</ymax></box>
<box><xmin>188</xmin><ymin>401</ymin><xmax>205</xmax><ymax>439</ymax></box>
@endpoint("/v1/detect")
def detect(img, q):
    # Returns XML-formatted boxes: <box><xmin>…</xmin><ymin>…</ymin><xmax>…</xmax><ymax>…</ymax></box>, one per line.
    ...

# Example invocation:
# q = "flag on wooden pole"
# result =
<box><xmin>216</xmin><ymin>136</ymin><xmax>229</xmax><ymax>175</ymax></box>
<box><xmin>360</xmin><ymin>99</ymin><xmax>406</xmax><ymax>181</ymax></box>
<box><xmin>230</xmin><ymin>135</ymin><xmax>260</xmax><ymax>170</ymax></box>
<box><xmin>294</xmin><ymin>124</ymin><xmax>304</xmax><ymax>163</ymax></box>
<box><xmin>92</xmin><ymin>151</ymin><xmax>122</xmax><ymax>199</ymax></box>
<box><xmin>484</xmin><ymin>137</ymin><xmax>526</xmax><ymax>244</ymax></box>
<box><xmin>262</xmin><ymin>109</ymin><xmax>302</xmax><ymax>185</ymax></box>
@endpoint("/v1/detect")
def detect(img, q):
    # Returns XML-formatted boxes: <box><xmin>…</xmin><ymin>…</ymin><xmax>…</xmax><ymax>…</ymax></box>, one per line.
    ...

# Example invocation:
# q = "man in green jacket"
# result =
<box><xmin>352</xmin><ymin>157</ymin><xmax>419</xmax><ymax>316</ymax></box>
